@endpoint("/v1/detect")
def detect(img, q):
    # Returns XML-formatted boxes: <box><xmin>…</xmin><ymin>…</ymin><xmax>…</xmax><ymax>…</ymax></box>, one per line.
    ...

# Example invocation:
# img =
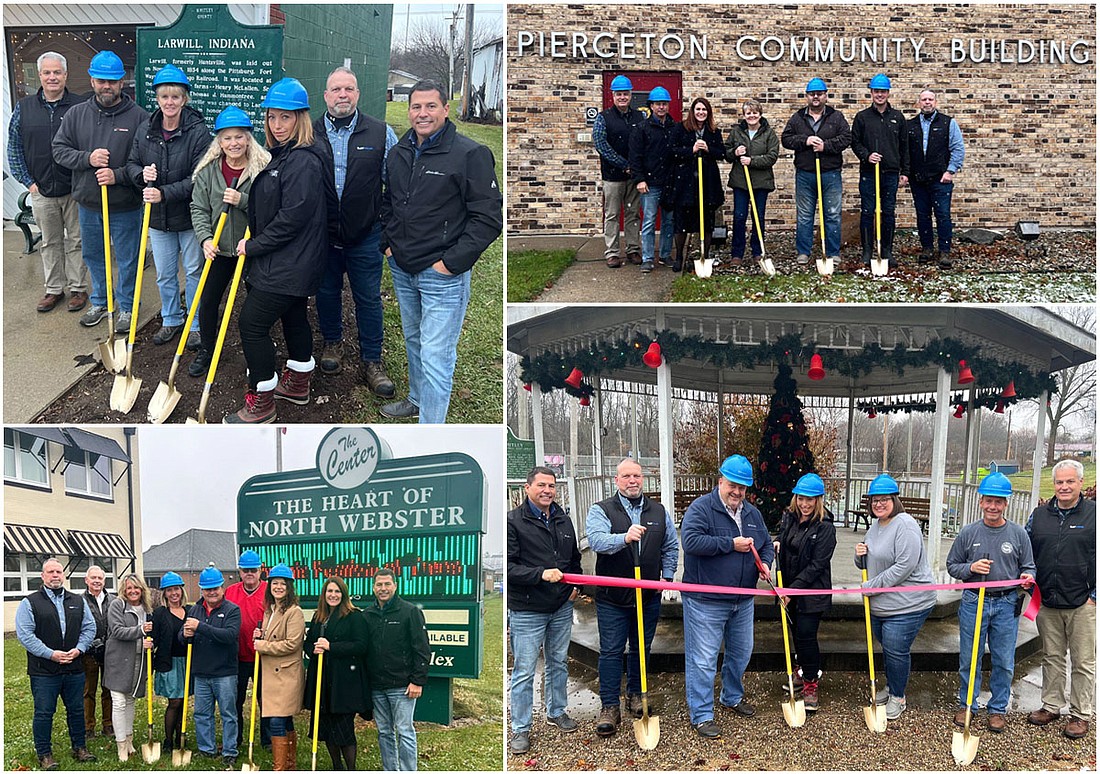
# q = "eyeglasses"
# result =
<box><xmin>870</xmin><ymin>496</ymin><xmax>893</xmax><ymax>505</ymax></box>
<box><xmin>807</xmin><ymin>91</ymin><xmax>826</xmax><ymax>96</ymax></box>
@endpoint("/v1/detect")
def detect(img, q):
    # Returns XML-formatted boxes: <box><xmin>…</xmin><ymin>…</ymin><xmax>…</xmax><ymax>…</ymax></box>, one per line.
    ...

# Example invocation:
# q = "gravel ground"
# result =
<box><xmin>508</xmin><ymin>669</ymin><xmax>1096</xmax><ymax>771</ymax></box>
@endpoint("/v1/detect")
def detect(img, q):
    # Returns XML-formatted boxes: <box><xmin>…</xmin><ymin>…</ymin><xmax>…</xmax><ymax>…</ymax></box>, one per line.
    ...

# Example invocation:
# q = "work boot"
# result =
<box><xmin>38</xmin><ymin>754</ymin><xmax>59</xmax><ymax>771</ymax></box>
<box><xmin>626</xmin><ymin>693</ymin><xmax>645</xmax><ymax>719</ymax></box>
<box><xmin>275</xmin><ymin>364</ymin><xmax>313</xmax><ymax>405</ymax></box>
<box><xmin>627</xmin><ymin>251</ymin><xmax>643</xmax><ymax>265</ymax></box>
<box><xmin>596</xmin><ymin>705</ymin><xmax>620</xmax><ymax>736</ymax></box>
<box><xmin>937</xmin><ymin>251</ymin><xmax>953</xmax><ymax>269</ymax></box>
<box><xmin>72</xmin><ymin>748</ymin><xmax>96</xmax><ymax>763</ymax></box>
<box><xmin>918</xmin><ymin>249</ymin><xmax>934</xmax><ymax>264</ymax></box>
<box><xmin>987</xmin><ymin>714</ymin><xmax>1006</xmax><ymax>733</ymax></box>
<box><xmin>188</xmin><ymin>348</ymin><xmax>211</xmax><ymax>378</ymax></box>
<box><xmin>37</xmin><ymin>292</ymin><xmax>64</xmax><ymax>312</ymax></box>
<box><xmin>224</xmin><ymin>388</ymin><xmax>276</xmax><ymax>424</ymax></box>
<box><xmin>68</xmin><ymin>291</ymin><xmax>89</xmax><ymax>312</ymax></box>
<box><xmin>1028</xmin><ymin>708</ymin><xmax>1059</xmax><ymax>726</ymax></box>
<box><xmin>320</xmin><ymin>340</ymin><xmax>344</xmax><ymax>374</ymax></box>
<box><xmin>954</xmin><ymin>707</ymin><xmax>969</xmax><ymax>727</ymax></box>
<box><xmin>380</xmin><ymin>398</ymin><xmax>419</xmax><ymax>419</ymax></box>
<box><xmin>606</xmin><ymin>254</ymin><xmax>625</xmax><ymax>268</ymax></box>
<box><xmin>801</xmin><ymin>680</ymin><xmax>819</xmax><ymax>712</ymax></box>
<box><xmin>1064</xmin><ymin>717</ymin><xmax>1089</xmax><ymax>739</ymax></box>
<box><xmin>363</xmin><ymin>361</ymin><xmax>396</xmax><ymax>398</ymax></box>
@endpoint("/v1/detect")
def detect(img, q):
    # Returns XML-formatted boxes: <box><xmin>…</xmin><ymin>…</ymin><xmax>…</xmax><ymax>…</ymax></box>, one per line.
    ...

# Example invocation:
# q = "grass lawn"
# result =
<box><xmin>951</xmin><ymin>461</ymin><xmax>1096</xmax><ymax>500</ymax></box>
<box><xmin>351</xmin><ymin>102</ymin><xmax>503</xmax><ymax>424</ymax></box>
<box><xmin>506</xmin><ymin>249</ymin><xmax>576</xmax><ymax>303</ymax></box>
<box><xmin>3</xmin><ymin>594</ymin><xmax>503</xmax><ymax>771</ymax></box>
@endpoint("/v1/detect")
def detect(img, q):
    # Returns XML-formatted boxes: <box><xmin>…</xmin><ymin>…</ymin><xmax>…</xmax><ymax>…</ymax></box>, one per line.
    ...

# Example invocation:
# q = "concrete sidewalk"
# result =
<box><xmin>3</xmin><ymin>225</ymin><xmax>162</xmax><ymax>422</ymax></box>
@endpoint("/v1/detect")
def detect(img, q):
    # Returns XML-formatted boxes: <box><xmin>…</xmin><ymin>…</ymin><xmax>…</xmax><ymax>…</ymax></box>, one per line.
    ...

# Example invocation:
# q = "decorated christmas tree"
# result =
<box><xmin>754</xmin><ymin>363</ymin><xmax>817</xmax><ymax>531</ymax></box>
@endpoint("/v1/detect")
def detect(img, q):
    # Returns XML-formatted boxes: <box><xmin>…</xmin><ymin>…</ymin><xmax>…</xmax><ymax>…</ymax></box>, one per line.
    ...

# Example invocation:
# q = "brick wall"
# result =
<box><xmin>507</xmin><ymin>4</ymin><xmax>1096</xmax><ymax>235</ymax></box>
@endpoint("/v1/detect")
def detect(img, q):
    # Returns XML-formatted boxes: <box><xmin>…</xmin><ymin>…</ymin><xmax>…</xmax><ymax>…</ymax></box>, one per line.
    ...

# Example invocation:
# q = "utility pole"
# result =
<box><xmin>448</xmin><ymin>5</ymin><xmax>461</xmax><ymax>100</ymax></box>
<box><xmin>463</xmin><ymin>4</ymin><xmax>475</xmax><ymax>118</ymax></box>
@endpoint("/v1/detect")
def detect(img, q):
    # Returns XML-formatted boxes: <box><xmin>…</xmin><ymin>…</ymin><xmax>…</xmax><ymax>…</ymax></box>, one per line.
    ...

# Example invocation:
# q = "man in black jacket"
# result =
<box><xmin>507</xmin><ymin>467</ymin><xmax>582</xmax><ymax>754</ymax></box>
<box><xmin>851</xmin><ymin>74</ymin><xmax>909</xmax><ymax>266</ymax></box>
<box><xmin>628</xmin><ymin>86</ymin><xmax>676</xmax><ymax>273</ymax></box>
<box><xmin>1025</xmin><ymin>460</ymin><xmax>1095</xmax><ymax>740</ymax></box>
<box><xmin>364</xmin><ymin>569</ymin><xmax>430</xmax><ymax>771</ymax></box>
<box><xmin>80</xmin><ymin>565</ymin><xmax>113</xmax><ymax>739</ymax></box>
<box><xmin>7</xmin><ymin>52</ymin><xmax>90</xmax><ymax>314</ymax></box>
<box><xmin>314</xmin><ymin>67</ymin><xmax>398</xmax><ymax>398</ymax></box>
<box><xmin>906</xmin><ymin>88</ymin><xmax>965</xmax><ymax>268</ymax></box>
<box><xmin>378</xmin><ymin>79</ymin><xmax>502</xmax><ymax>424</ymax></box>
<box><xmin>595</xmin><ymin>75</ymin><xmax>643</xmax><ymax>268</ymax></box>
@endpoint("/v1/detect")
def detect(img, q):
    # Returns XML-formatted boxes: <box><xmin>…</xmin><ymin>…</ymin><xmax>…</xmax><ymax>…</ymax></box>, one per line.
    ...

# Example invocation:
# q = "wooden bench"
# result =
<box><xmin>15</xmin><ymin>190</ymin><xmax>42</xmax><ymax>254</ymax></box>
<box><xmin>846</xmin><ymin>494</ymin><xmax>931</xmax><ymax>534</ymax></box>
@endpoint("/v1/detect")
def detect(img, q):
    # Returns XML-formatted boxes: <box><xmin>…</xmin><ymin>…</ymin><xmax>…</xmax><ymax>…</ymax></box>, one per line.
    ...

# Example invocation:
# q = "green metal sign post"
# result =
<box><xmin>237</xmin><ymin>428</ymin><xmax>485</xmax><ymax>724</ymax></box>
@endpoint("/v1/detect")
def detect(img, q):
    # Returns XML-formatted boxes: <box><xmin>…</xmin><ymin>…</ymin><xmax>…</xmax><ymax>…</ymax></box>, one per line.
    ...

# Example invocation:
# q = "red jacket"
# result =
<box><xmin>224</xmin><ymin>580</ymin><xmax>266</xmax><ymax>662</ymax></box>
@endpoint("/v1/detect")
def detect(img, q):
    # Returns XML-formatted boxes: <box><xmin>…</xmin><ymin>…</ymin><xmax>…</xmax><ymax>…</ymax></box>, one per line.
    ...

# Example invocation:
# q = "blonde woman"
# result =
<box><xmin>152</xmin><ymin>572</ymin><xmax>189</xmax><ymax>752</ymax></box>
<box><xmin>102</xmin><ymin>574</ymin><xmax>153</xmax><ymax>761</ymax></box>
<box><xmin>187</xmin><ymin>104</ymin><xmax>271</xmax><ymax>378</ymax></box>
<box><xmin>252</xmin><ymin>564</ymin><xmax>305</xmax><ymax>770</ymax></box>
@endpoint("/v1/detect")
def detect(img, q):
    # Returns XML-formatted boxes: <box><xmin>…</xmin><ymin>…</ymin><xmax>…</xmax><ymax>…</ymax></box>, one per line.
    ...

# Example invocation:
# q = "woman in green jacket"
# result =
<box><xmin>724</xmin><ymin>100</ymin><xmax>780</xmax><ymax>266</ymax></box>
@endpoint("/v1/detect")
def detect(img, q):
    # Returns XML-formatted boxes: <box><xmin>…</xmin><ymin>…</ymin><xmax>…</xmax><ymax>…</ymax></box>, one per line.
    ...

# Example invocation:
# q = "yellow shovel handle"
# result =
<box><xmin>172</xmin><ymin>211</ymin><xmax>228</xmax><ymax>359</ymax></box>
<box><xmin>128</xmin><ymin>202</ymin><xmax>152</xmax><ymax>344</ymax></box>
<box><xmin>101</xmin><ymin>184</ymin><xmax>115</xmax><ymax>315</ymax></box>
<box><xmin>146</xmin><ymin>639</ymin><xmax>154</xmax><ymax>724</ymax></box>
<box><xmin>814</xmin><ymin>156</ymin><xmax>826</xmax><ymax>256</ymax></box>
<box><xmin>861</xmin><ymin>568</ymin><xmax>876</xmax><ymax>682</ymax></box>
<box><xmin>743</xmin><ymin>165</ymin><xmax>765</xmax><ymax>255</ymax></box>
<box><xmin>248</xmin><ymin>653</ymin><xmax>260</xmax><ymax>747</ymax></box>
<box><xmin>634</xmin><ymin>564</ymin><xmax>648</xmax><ymax>695</ymax></box>
<box><xmin>697</xmin><ymin>155</ymin><xmax>705</xmax><ymax>246</ymax></box>
<box><xmin>204</xmin><ymin>228</ymin><xmax>249</xmax><ymax>387</ymax></box>
<box><xmin>875</xmin><ymin>163</ymin><xmax>882</xmax><ymax>248</ymax></box>
<box><xmin>312</xmin><ymin>651</ymin><xmax>324</xmax><ymax>764</ymax></box>
<box><xmin>776</xmin><ymin>569</ymin><xmax>795</xmax><ymax>676</ymax></box>
<box><xmin>964</xmin><ymin>587</ymin><xmax>986</xmax><ymax>708</ymax></box>
<box><xmin>181</xmin><ymin>643</ymin><xmax>192</xmax><ymax>734</ymax></box>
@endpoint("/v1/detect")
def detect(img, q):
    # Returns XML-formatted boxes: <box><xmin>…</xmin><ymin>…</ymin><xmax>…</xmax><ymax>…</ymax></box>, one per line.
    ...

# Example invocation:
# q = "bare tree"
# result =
<box><xmin>1044</xmin><ymin>306</ymin><xmax>1096</xmax><ymax>465</ymax></box>
<box><xmin>390</xmin><ymin>15</ymin><xmax>501</xmax><ymax>96</ymax></box>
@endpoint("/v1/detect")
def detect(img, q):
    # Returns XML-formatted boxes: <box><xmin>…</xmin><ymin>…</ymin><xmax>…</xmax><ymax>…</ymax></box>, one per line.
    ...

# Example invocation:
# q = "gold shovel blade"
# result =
<box><xmin>758</xmin><ymin>257</ymin><xmax>776</xmax><ymax>277</ymax></box>
<box><xmin>99</xmin><ymin>338</ymin><xmax>125</xmax><ymax>374</ymax></box>
<box><xmin>172</xmin><ymin>747</ymin><xmax>192</xmax><ymax>767</ymax></box>
<box><xmin>952</xmin><ymin>728</ymin><xmax>979</xmax><ymax>766</ymax></box>
<box><xmin>110</xmin><ymin>374</ymin><xmax>142</xmax><ymax>413</ymax></box>
<box><xmin>241</xmin><ymin>760</ymin><xmax>258</xmax><ymax>771</ymax></box>
<box><xmin>815</xmin><ymin>258</ymin><xmax>834</xmax><ymax>276</ymax></box>
<box><xmin>147</xmin><ymin>381</ymin><xmax>181</xmax><ymax>424</ymax></box>
<box><xmin>633</xmin><ymin>714</ymin><xmax>660</xmax><ymax>750</ymax></box>
<box><xmin>781</xmin><ymin>697</ymin><xmax>806</xmax><ymax>728</ymax></box>
<box><xmin>693</xmin><ymin>258</ymin><xmax>710</xmax><ymax>278</ymax></box>
<box><xmin>871</xmin><ymin>258</ymin><xmax>889</xmax><ymax>277</ymax></box>
<box><xmin>142</xmin><ymin>741</ymin><xmax>160</xmax><ymax>763</ymax></box>
<box><xmin>864</xmin><ymin>704</ymin><xmax>887</xmax><ymax>733</ymax></box>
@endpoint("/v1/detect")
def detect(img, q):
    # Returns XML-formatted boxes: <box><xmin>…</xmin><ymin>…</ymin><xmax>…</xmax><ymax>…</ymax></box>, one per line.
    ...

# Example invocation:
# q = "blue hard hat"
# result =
<box><xmin>267</xmin><ymin>563</ymin><xmax>294</xmax><ymax>581</ymax></box>
<box><xmin>238</xmin><ymin>549</ymin><xmax>262</xmax><ymax>569</ymax></box>
<box><xmin>214</xmin><ymin>105</ymin><xmax>254</xmax><ymax>131</ymax></box>
<box><xmin>792</xmin><ymin>473</ymin><xmax>826</xmax><ymax>497</ymax></box>
<box><xmin>197</xmin><ymin>565</ymin><xmax>225</xmax><ymax>589</ymax></box>
<box><xmin>867</xmin><ymin>473</ymin><xmax>899</xmax><ymax>496</ymax></box>
<box><xmin>719</xmin><ymin>454</ymin><xmax>754</xmax><ymax>487</ymax></box>
<box><xmin>647</xmin><ymin>86</ymin><xmax>671</xmax><ymax>103</ymax></box>
<box><xmin>977</xmin><ymin>472</ymin><xmax>1013</xmax><ymax>498</ymax></box>
<box><xmin>261</xmin><ymin>77</ymin><xmax>310</xmax><ymax>111</ymax></box>
<box><xmin>159</xmin><ymin>571</ymin><xmax>184</xmax><ymax>590</ymax></box>
<box><xmin>806</xmin><ymin>77</ymin><xmax>828</xmax><ymax>93</ymax></box>
<box><xmin>610</xmin><ymin>75</ymin><xmax>633</xmax><ymax>92</ymax></box>
<box><xmin>153</xmin><ymin>63</ymin><xmax>191</xmax><ymax>91</ymax></box>
<box><xmin>869</xmin><ymin>74</ymin><xmax>892</xmax><ymax>90</ymax></box>
<box><xmin>88</xmin><ymin>51</ymin><xmax>125</xmax><ymax>80</ymax></box>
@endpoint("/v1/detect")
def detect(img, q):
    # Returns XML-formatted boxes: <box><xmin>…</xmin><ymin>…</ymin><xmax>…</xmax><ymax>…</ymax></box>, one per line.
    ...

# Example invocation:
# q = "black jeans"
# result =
<box><xmin>791</xmin><ymin>607</ymin><xmax>824</xmax><ymax>679</ymax></box>
<box><xmin>197</xmin><ymin>254</ymin><xmax>240</xmax><ymax>352</ymax></box>
<box><xmin>235</xmin><ymin>660</ymin><xmax>271</xmax><ymax>748</ymax></box>
<box><xmin>238</xmin><ymin>285</ymin><xmax>312</xmax><ymax>389</ymax></box>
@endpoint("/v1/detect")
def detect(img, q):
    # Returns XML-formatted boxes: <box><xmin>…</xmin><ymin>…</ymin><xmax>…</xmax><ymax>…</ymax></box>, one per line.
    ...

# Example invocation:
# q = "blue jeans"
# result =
<box><xmin>509</xmin><ymin>601</ymin><xmax>573</xmax><ymax>733</ymax></box>
<box><xmin>30</xmin><ymin>672</ymin><xmax>86</xmax><ymax>755</ymax></box>
<box><xmin>373</xmin><ymin>688</ymin><xmax>418</xmax><ymax>771</ymax></box>
<box><xmin>910</xmin><ymin>179</ymin><xmax>954</xmax><ymax>253</ymax></box>
<box><xmin>731</xmin><ymin>187</ymin><xmax>769</xmax><ymax>258</ymax></box>
<box><xmin>148</xmin><ymin>228</ymin><xmax>203</xmax><ymax>328</ymax></box>
<box><xmin>596</xmin><ymin>595</ymin><xmax>660</xmax><ymax>708</ymax></box>
<box><xmin>268</xmin><ymin>716</ymin><xmax>294</xmax><ymax>737</ymax></box>
<box><xmin>317</xmin><ymin>225</ymin><xmax>384</xmax><ymax>362</ymax></box>
<box><xmin>858</xmin><ymin>170</ymin><xmax>899</xmax><ymax>253</ymax></box>
<box><xmin>78</xmin><ymin>204</ymin><xmax>142</xmax><ymax>312</ymax></box>
<box><xmin>387</xmin><ymin>258</ymin><xmax>470</xmax><ymax>424</ymax></box>
<box><xmin>194</xmin><ymin>674</ymin><xmax>238</xmax><ymax>758</ymax></box>
<box><xmin>639</xmin><ymin>189</ymin><xmax>674</xmax><ymax>263</ymax></box>
<box><xmin>958</xmin><ymin>591</ymin><xmax>1019</xmax><ymax>714</ymax></box>
<box><xmin>870</xmin><ymin>606</ymin><xmax>933</xmax><ymax>699</ymax></box>
<box><xmin>682</xmin><ymin>594</ymin><xmax>755</xmax><ymax>724</ymax></box>
<box><xmin>794</xmin><ymin>168</ymin><xmax>842</xmax><ymax>257</ymax></box>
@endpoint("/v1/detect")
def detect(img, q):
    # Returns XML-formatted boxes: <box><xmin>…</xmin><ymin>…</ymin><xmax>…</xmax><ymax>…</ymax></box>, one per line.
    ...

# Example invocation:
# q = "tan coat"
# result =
<box><xmin>253</xmin><ymin>604</ymin><xmax>305</xmax><ymax>718</ymax></box>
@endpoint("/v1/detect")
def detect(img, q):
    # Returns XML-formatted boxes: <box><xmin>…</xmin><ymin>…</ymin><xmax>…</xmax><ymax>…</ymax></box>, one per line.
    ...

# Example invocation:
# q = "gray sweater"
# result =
<box><xmin>946</xmin><ymin>519</ymin><xmax>1035</xmax><ymax>582</ymax></box>
<box><xmin>856</xmin><ymin>512</ymin><xmax>937</xmax><ymax>616</ymax></box>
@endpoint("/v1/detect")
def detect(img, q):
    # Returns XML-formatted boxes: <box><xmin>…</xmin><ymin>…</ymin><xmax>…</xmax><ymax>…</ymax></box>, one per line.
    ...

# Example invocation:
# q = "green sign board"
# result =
<box><xmin>507</xmin><ymin>428</ymin><xmax>536</xmax><ymax>479</ymax></box>
<box><xmin>136</xmin><ymin>5</ymin><xmax>283</xmax><ymax>136</ymax></box>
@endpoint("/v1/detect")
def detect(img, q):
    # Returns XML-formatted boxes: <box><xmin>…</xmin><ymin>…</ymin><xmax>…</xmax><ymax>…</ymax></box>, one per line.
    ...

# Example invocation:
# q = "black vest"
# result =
<box><xmin>25</xmin><ymin>587</ymin><xmax>86</xmax><ymax>676</ymax></box>
<box><xmin>908</xmin><ymin>111</ymin><xmax>953</xmax><ymax>184</ymax></box>
<box><xmin>1029</xmin><ymin>498</ymin><xmax>1096</xmax><ymax>609</ymax></box>
<box><xmin>314</xmin><ymin>112</ymin><xmax>388</xmax><ymax>247</ymax></box>
<box><xmin>599</xmin><ymin>106</ymin><xmax>643</xmax><ymax>182</ymax></box>
<box><xmin>594</xmin><ymin>494</ymin><xmax>666</xmax><ymax>607</ymax></box>
<box><xmin>16</xmin><ymin>88</ymin><xmax>84</xmax><ymax>197</ymax></box>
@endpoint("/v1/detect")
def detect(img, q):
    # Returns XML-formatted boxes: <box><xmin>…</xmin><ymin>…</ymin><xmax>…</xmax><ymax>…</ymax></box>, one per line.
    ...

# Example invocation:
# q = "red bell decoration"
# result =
<box><xmin>523</xmin><ymin>383</ymin><xmax>532</xmax><ymax>392</ymax></box>
<box><xmin>953</xmin><ymin>404</ymin><xmax>966</xmax><ymax>419</ymax></box>
<box><xmin>956</xmin><ymin>359</ymin><xmax>975</xmax><ymax>385</ymax></box>
<box><xmin>867</xmin><ymin>406</ymin><xmax>877</xmax><ymax>419</ymax></box>
<box><xmin>807</xmin><ymin>353</ymin><xmax>825</xmax><ymax>380</ymax></box>
<box><xmin>994</xmin><ymin>400</ymin><xmax>1005</xmax><ymax>414</ymax></box>
<box><xmin>564</xmin><ymin>367</ymin><xmax>584</xmax><ymax>388</ymax></box>
<box><xmin>1001</xmin><ymin>381</ymin><xmax>1016</xmax><ymax>398</ymax></box>
<box><xmin>579</xmin><ymin>396</ymin><xmax>591</xmax><ymax>407</ymax></box>
<box><xmin>642</xmin><ymin>342</ymin><xmax>663</xmax><ymax>368</ymax></box>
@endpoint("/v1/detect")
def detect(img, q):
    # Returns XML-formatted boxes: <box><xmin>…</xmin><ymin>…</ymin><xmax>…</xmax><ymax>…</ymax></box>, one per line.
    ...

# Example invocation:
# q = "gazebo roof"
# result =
<box><xmin>507</xmin><ymin>305</ymin><xmax>1095</xmax><ymax>399</ymax></box>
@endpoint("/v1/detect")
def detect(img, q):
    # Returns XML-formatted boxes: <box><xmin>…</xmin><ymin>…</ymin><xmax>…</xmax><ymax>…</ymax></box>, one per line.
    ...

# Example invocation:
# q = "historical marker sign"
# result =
<box><xmin>507</xmin><ymin>427</ymin><xmax>536</xmax><ymax>479</ymax></box>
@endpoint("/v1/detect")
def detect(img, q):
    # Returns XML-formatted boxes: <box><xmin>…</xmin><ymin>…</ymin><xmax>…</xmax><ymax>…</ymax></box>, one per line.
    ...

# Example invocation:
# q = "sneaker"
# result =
<box><xmin>640</xmin><ymin>260</ymin><xmax>655</xmax><ymax>274</ymax></box>
<box><xmin>509</xmin><ymin>731</ymin><xmax>530</xmax><ymax>754</ymax></box>
<box><xmin>596</xmin><ymin>705</ymin><xmax>620</xmax><ymax>736</ymax></box>
<box><xmin>185</xmin><ymin>331</ymin><xmax>201</xmax><ymax>351</ymax></box>
<box><xmin>626</xmin><ymin>693</ymin><xmax>645</xmax><ymax>719</ymax></box>
<box><xmin>68</xmin><ymin>291</ymin><xmax>89</xmax><ymax>312</ymax></box>
<box><xmin>79</xmin><ymin>305</ymin><xmax>108</xmax><ymax>327</ymax></box>
<box><xmin>796</xmin><ymin>254</ymin><xmax>809</xmax><ymax>266</ymax></box>
<box><xmin>546</xmin><ymin>713</ymin><xmax>578</xmax><ymax>732</ymax></box>
<box><xmin>875</xmin><ymin>688</ymin><xmax>890</xmax><ymax>706</ymax></box>
<box><xmin>37</xmin><ymin>292</ymin><xmax>64</xmax><ymax>312</ymax></box>
<box><xmin>801</xmin><ymin>680</ymin><xmax>819</xmax><ymax>712</ymax></box>
<box><xmin>188</xmin><ymin>349</ymin><xmax>212</xmax><ymax>378</ymax></box>
<box><xmin>658</xmin><ymin>256</ymin><xmax>674</xmax><ymax>267</ymax></box>
<box><xmin>938</xmin><ymin>253</ymin><xmax>954</xmax><ymax>269</ymax></box>
<box><xmin>885</xmin><ymin>695</ymin><xmax>906</xmax><ymax>720</ymax></box>
<box><xmin>114</xmin><ymin>311</ymin><xmax>132</xmax><ymax>334</ymax></box>
<box><xmin>693</xmin><ymin>720</ymin><xmax>721</xmax><ymax>738</ymax></box>
<box><xmin>319</xmin><ymin>340</ymin><xmax>344</xmax><ymax>375</ymax></box>
<box><xmin>221</xmin><ymin>756</ymin><xmax>237</xmax><ymax>770</ymax></box>
<box><xmin>380</xmin><ymin>398</ymin><xmax>419</xmax><ymax>419</ymax></box>
<box><xmin>152</xmin><ymin>324</ymin><xmax>183</xmax><ymax>345</ymax></box>
<box><xmin>720</xmin><ymin>701</ymin><xmax>755</xmax><ymax>717</ymax></box>
<box><xmin>363</xmin><ymin>360</ymin><xmax>396</xmax><ymax>398</ymax></box>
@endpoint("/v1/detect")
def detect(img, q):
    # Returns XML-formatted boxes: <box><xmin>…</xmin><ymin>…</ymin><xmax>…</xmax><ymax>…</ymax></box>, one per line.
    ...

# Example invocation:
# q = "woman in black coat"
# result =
<box><xmin>773</xmin><ymin>473</ymin><xmax>837</xmax><ymax>712</ymax></box>
<box><xmin>666</xmin><ymin>96</ymin><xmax>725</xmax><ymax>272</ymax></box>
<box><xmin>304</xmin><ymin>577</ymin><xmax>369</xmax><ymax>771</ymax></box>
<box><xmin>226</xmin><ymin>77</ymin><xmax>334</xmax><ymax>424</ymax></box>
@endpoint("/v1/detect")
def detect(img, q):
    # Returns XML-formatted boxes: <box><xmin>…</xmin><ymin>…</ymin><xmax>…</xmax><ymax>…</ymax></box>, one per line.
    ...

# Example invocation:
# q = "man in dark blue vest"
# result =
<box><xmin>314</xmin><ymin>67</ymin><xmax>398</xmax><ymax>398</ymax></box>
<box><xmin>906</xmin><ymin>89</ymin><xmax>965</xmax><ymax>269</ymax></box>
<box><xmin>15</xmin><ymin>557</ymin><xmax>98</xmax><ymax>770</ymax></box>
<box><xmin>586</xmin><ymin>458</ymin><xmax>679</xmax><ymax>736</ymax></box>
<box><xmin>594</xmin><ymin>75</ymin><xmax>644</xmax><ymax>268</ymax></box>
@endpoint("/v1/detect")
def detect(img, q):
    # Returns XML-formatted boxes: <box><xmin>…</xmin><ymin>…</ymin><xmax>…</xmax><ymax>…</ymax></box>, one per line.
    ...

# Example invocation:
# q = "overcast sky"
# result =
<box><xmin>137</xmin><ymin>425</ymin><xmax>503</xmax><ymax>556</ymax></box>
<box><xmin>390</xmin><ymin>3</ymin><xmax>503</xmax><ymax>48</ymax></box>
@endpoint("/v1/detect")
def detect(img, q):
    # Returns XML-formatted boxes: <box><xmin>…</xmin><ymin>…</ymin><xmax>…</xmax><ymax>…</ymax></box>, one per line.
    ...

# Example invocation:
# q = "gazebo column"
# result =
<box><xmin>592</xmin><ymin>376</ymin><xmax>604</xmax><ymax>478</ymax></box>
<box><xmin>961</xmin><ymin>387</ymin><xmax>978</xmax><ymax>525</ymax></box>
<box><xmin>568</xmin><ymin>395</ymin><xmax>579</xmax><ymax>477</ymax></box>
<box><xmin>717</xmin><ymin>375</ymin><xmax>726</xmax><ymax>457</ymax></box>
<box><xmin>532</xmin><ymin>383</ymin><xmax>546</xmax><ymax>469</ymax></box>
<box><xmin>655</xmin><ymin>314</ymin><xmax>675</xmax><ymax>521</ymax></box>
<box><xmin>926</xmin><ymin>365</ymin><xmax>951</xmax><ymax>572</ymax></box>
<box><xmin>844</xmin><ymin>385</ymin><xmax>855</xmax><ymax>515</ymax></box>
<box><xmin>630</xmin><ymin>393</ymin><xmax>639</xmax><ymax>459</ymax></box>
<box><xmin>1030</xmin><ymin>389</ymin><xmax>1050</xmax><ymax>504</ymax></box>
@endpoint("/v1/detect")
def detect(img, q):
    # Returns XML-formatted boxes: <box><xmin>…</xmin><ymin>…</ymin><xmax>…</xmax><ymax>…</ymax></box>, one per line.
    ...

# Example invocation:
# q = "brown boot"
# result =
<box><xmin>271</xmin><ymin>736</ymin><xmax>290</xmax><ymax>771</ymax></box>
<box><xmin>274</xmin><ymin>366</ymin><xmax>312</xmax><ymax>405</ymax></box>
<box><xmin>595</xmin><ymin>705</ymin><xmax>620</xmax><ymax>737</ymax></box>
<box><xmin>224</xmin><ymin>388</ymin><xmax>277</xmax><ymax>424</ymax></box>
<box><xmin>286</xmin><ymin>730</ymin><xmax>298</xmax><ymax>770</ymax></box>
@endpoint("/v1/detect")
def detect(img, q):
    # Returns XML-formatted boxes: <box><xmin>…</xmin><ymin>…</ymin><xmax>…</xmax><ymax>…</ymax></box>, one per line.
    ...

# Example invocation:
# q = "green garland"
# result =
<box><xmin>855</xmin><ymin>394</ymin><xmax>1022</xmax><ymax>415</ymax></box>
<box><xmin>519</xmin><ymin>331</ymin><xmax>1057</xmax><ymax>401</ymax></box>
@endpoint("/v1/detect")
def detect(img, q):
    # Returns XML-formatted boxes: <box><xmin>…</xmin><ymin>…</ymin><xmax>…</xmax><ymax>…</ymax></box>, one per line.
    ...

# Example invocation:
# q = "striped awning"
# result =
<box><xmin>67</xmin><ymin>530</ymin><xmax>135</xmax><ymax>560</ymax></box>
<box><xmin>4</xmin><ymin>523</ymin><xmax>71</xmax><ymax>557</ymax></box>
